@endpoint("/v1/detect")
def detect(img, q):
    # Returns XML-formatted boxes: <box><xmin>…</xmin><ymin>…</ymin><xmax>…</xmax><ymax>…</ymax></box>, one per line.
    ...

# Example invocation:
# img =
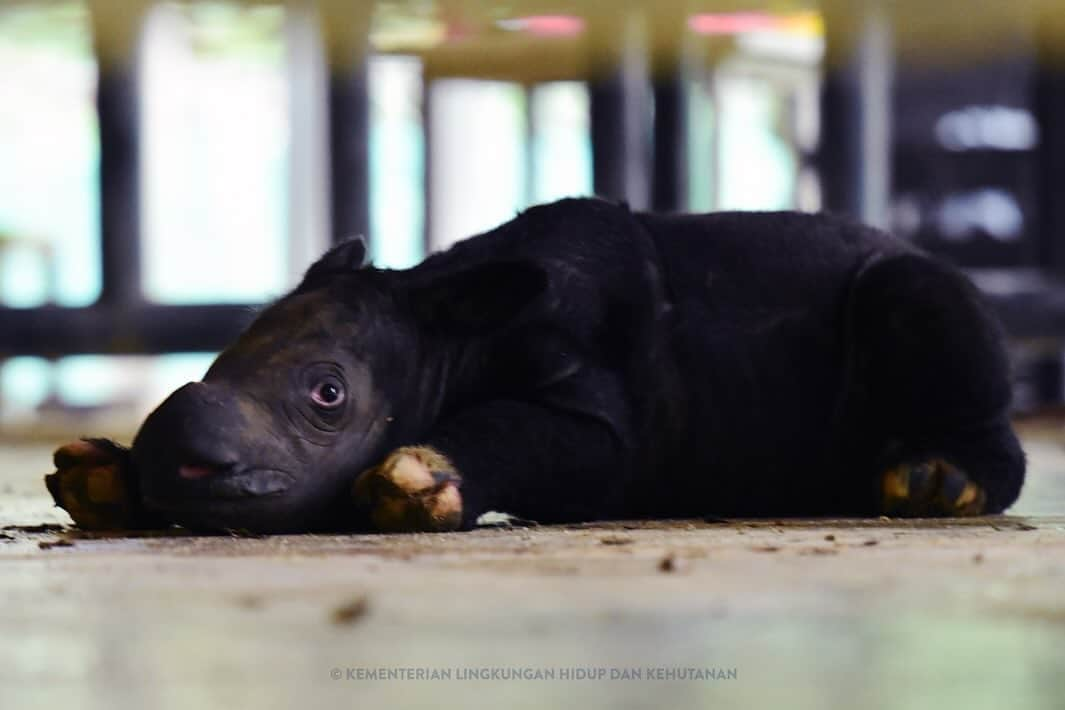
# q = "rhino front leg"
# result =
<box><xmin>351</xmin><ymin>446</ymin><xmax>464</xmax><ymax>532</ymax></box>
<box><xmin>351</xmin><ymin>400</ymin><xmax>626</xmax><ymax>532</ymax></box>
<box><xmin>46</xmin><ymin>439</ymin><xmax>166</xmax><ymax>530</ymax></box>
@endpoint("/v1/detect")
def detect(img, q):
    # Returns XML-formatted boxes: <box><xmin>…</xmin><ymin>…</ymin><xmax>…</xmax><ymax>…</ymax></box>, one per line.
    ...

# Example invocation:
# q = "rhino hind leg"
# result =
<box><xmin>842</xmin><ymin>254</ymin><xmax>1026</xmax><ymax>516</ymax></box>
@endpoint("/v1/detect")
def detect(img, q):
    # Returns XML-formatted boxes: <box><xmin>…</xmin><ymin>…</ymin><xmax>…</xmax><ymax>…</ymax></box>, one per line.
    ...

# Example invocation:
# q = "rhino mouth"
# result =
<box><xmin>178</xmin><ymin>463</ymin><xmax>225</xmax><ymax>480</ymax></box>
<box><xmin>141</xmin><ymin>465</ymin><xmax>328</xmax><ymax>534</ymax></box>
<box><xmin>203</xmin><ymin>468</ymin><xmax>295</xmax><ymax>499</ymax></box>
<box><xmin>175</xmin><ymin>463</ymin><xmax>293</xmax><ymax>498</ymax></box>
<box><xmin>146</xmin><ymin>464</ymin><xmax>296</xmax><ymax>506</ymax></box>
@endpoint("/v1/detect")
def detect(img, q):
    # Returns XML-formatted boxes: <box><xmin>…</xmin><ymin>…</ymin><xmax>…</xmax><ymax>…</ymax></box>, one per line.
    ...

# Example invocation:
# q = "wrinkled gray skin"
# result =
<box><xmin>131</xmin><ymin>238</ymin><xmax>470</xmax><ymax>533</ymax></box>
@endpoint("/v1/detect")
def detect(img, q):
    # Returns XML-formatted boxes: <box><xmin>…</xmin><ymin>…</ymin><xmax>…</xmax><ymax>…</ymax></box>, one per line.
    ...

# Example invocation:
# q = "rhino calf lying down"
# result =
<box><xmin>46</xmin><ymin>198</ymin><xmax>1025</xmax><ymax>534</ymax></box>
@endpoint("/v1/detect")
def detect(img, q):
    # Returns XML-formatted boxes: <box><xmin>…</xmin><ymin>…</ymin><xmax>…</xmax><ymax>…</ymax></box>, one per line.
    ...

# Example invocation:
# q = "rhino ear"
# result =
<box><xmin>302</xmin><ymin>235</ymin><xmax>368</xmax><ymax>283</ymax></box>
<box><xmin>408</xmin><ymin>261</ymin><xmax>548</xmax><ymax>333</ymax></box>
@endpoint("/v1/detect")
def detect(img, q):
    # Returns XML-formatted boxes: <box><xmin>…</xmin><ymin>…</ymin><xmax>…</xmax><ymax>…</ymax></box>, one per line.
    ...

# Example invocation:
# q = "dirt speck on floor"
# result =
<box><xmin>599</xmin><ymin>535</ymin><xmax>634</xmax><ymax>546</ymax></box>
<box><xmin>330</xmin><ymin>596</ymin><xmax>370</xmax><ymax>625</ymax></box>
<box><xmin>37</xmin><ymin>539</ymin><xmax>74</xmax><ymax>550</ymax></box>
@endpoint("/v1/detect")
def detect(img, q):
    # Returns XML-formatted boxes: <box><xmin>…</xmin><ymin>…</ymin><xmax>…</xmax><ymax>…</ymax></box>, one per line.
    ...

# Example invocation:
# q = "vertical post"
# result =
<box><xmin>651</xmin><ymin>79</ymin><xmax>688</xmax><ymax>212</ymax></box>
<box><xmin>318</xmin><ymin>1</ymin><xmax>372</xmax><ymax>245</ymax></box>
<box><xmin>1035</xmin><ymin>12</ymin><xmax>1065</xmax><ymax>276</ymax></box>
<box><xmin>89</xmin><ymin>0</ymin><xmax>149</xmax><ymax>306</ymax></box>
<box><xmin>705</xmin><ymin>66</ymin><xmax>721</xmax><ymax>211</ymax></box>
<box><xmin>817</xmin><ymin>2</ymin><xmax>894</xmax><ymax>228</ymax></box>
<box><xmin>284</xmin><ymin>0</ymin><xmax>330</xmax><ymax>280</ymax></box>
<box><xmin>588</xmin><ymin>6</ymin><xmax>651</xmax><ymax>208</ymax></box>
<box><xmin>524</xmin><ymin>83</ymin><xmax>538</xmax><ymax>207</ymax></box>
<box><xmin>650</xmin><ymin>12</ymin><xmax>690</xmax><ymax>212</ymax></box>
<box><xmin>421</xmin><ymin>77</ymin><xmax>434</xmax><ymax>255</ymax></box>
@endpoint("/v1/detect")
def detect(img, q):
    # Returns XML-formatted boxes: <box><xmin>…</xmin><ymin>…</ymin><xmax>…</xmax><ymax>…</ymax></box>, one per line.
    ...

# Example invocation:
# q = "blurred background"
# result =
<box><xmin>3</xmin><ymin>0</ymin><xmax>1065</xmax><ymax>439</ymax></box>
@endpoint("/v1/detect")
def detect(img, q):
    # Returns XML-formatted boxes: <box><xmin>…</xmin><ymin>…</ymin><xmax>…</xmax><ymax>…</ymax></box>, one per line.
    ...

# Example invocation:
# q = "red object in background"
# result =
<box><xmin>496</xmin><ymin>15</ymin><xmax>585</xmax><ymax>38</ymax></box>
<box><xmin>688</xmin><ymin>12</ymin><xmax>779</xmax><ymax>36</ymax></box>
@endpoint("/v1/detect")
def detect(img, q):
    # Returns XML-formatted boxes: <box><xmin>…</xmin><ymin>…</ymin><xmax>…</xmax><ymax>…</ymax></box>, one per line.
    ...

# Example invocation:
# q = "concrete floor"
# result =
<box><xmin>2</xmin><ymin>421</ymin><xmax>1065</xmax><ymax>710</ymax></box>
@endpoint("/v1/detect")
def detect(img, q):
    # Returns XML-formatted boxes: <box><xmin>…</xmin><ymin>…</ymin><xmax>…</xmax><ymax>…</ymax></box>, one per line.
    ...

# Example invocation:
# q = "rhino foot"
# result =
<box><xmin>880</xmin><ymin>457</ymin><xmax>986</xmax><ymax>517</ymax></box>
<box><xmin>46</xmin><ymin>439</ymin><xmax>149</xmax><ymax>530</ymax></box>
<box><xmin>352</xmin><ymin>446</ymin><xmax>463</xmax><ymax>532</ymax></box>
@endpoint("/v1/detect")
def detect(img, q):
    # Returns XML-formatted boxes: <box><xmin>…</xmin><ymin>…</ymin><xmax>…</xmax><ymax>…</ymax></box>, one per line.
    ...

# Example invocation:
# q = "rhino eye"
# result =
<box><xmin>310</xmin><ymin>379</ymin><xmax>345</xmax><ymax>409</ymax></box>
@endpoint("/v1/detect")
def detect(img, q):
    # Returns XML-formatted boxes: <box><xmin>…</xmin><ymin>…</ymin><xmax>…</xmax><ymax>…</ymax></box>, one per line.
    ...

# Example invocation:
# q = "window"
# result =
<box><xmin>0</xmin><ymin>1</ymin><xmax>98</xmax><ymax>307</ymax></box>
<box><xmin>140</xmin><ymin>2</ymin><xmax>289</xmax><ymax>303</ymax></box>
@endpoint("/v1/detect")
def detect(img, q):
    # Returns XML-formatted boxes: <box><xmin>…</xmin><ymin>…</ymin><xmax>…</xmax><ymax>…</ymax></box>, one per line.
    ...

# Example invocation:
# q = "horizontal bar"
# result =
<box><xmin>968</xmin><ymin>270</ymin><xmax>1065</xmax><ymax>340</ymax></box>
<box><xmin>0</xmin><ymin>304</ymin><xmax>259</xmax><ymax>357</ymax></box>
<box><xmin>3</xmin><ymin>270</ymin><xmax>1065</xmax><ymax>357</ymax></box>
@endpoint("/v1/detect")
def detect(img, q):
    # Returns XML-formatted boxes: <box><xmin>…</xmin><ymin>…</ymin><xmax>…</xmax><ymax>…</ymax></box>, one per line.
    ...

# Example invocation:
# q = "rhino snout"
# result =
<box><xmin>132</xmin><ymin>381</ymin><xmax>288</xmax><ymax>505</ymax></box>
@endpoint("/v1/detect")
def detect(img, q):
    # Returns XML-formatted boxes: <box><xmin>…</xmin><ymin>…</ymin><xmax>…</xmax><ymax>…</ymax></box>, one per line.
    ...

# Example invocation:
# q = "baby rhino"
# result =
<box><xmin>46</xmin><ymin>198</ymin><xmax>1025</xmax><ymax>534</ymax></box>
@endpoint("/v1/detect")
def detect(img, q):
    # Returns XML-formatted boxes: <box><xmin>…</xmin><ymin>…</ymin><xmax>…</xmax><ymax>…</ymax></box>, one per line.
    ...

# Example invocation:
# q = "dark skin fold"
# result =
<box><xmin>46</xmin><ymin>198</ymin><xmax>1026</xmax><ymax>534</ymax></box>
